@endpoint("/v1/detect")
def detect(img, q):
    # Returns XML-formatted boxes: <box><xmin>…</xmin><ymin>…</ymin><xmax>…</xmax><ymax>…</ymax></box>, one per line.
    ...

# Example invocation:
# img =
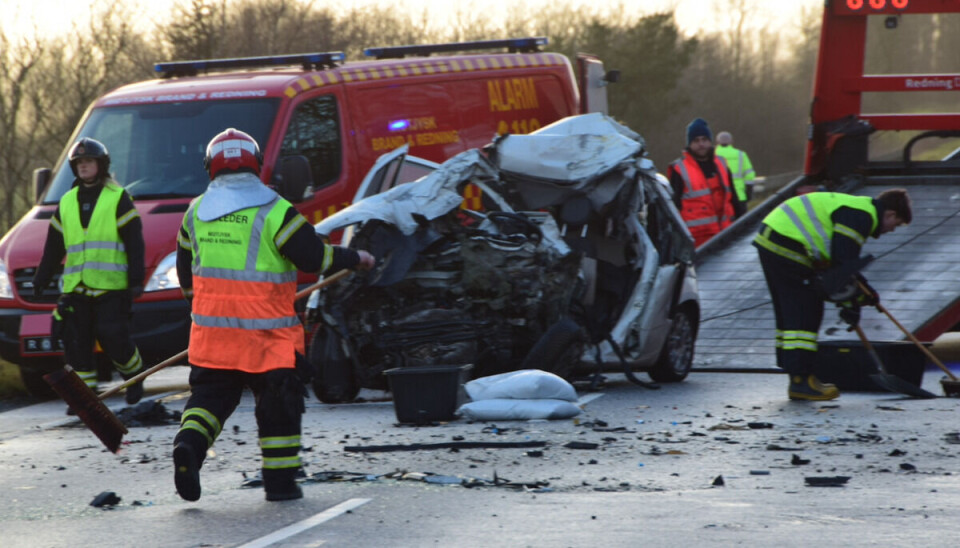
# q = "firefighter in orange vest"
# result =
<box><xmin>667</xmin><ymin>118</ymin><xmax>746</xmax><ymax>246</ymax></box>
<box><xmin>171</xmin><ymin>128</ymin><xmax>374</xmax><ymax>502</ymax></box>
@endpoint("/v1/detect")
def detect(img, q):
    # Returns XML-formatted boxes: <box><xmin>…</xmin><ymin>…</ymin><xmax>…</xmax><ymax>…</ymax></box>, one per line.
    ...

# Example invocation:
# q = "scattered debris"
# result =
<box><xmin>563</xmin><ymin>441</ymin><xmax>599</xmax><ymax>450</ymax></box>
<box><xmin>889</xmin><ymin>449</ymin><xmax>907</xmax><ymax>457</ymax></box>
<box><xmin>943</xmin><ymin>432</ymin><xmax>960</xmax><ymax>445</ymax></box>
<box><xmin>712</xmin><ymin>475</ymin><xmax>725</xmax><ymax>487</ymax></box>
<box><xmin>343</xmin><ymin>440</ymin><xmax>546</xmax><ymax>452</ymax></box>
<box><xmin>900</xmin><ymin>463</ymin><xmax>917</xmax><ymax>471</ymax></box>
<box><xmin>804</xmin><ymin>476</ymin><xmax>850</xmax><ymax>487</ymax></box>
<box><xmin>90</xmin><ymin>491</ymin><xmax>121</xmax><ymax>508</ymax></box>
<box><xmin>115</xmin><ymin>401</ymin><xmax>181</xmax><ymax>427</ymax></box>
<box><xmin>747</xmin><ymin>422</ymin><xmax>774</xmax><ymax>429</ymax></box>
<box><xmin>708</xmin><ymin>423</ymin><xmax>748</xmax><ymax>431</ymax></box>
<box><xmin>749</xmin><ymin>470</ymin><xmax>770</xmax><ymax>475</ymax></box>
<box><xmin>791</xmin><ymin>454</ymin><xmax>811</xmax><ymax>465</ymax></box>
<box><xmin>766</xmin><ymin>444</ymin><xmax>803</xmax><ymax>451</ymax></box>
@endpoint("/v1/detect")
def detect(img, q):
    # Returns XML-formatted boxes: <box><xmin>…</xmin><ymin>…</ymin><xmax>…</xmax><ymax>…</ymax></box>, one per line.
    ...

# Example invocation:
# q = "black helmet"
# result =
<box><xmin>68</xmin><ymin>138</ymin><xmax>110</xmax><ymax>179</ymax></box>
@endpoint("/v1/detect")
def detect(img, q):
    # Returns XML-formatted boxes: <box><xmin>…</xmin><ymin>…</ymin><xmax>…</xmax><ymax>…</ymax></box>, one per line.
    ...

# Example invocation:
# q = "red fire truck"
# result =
<box><xmin>0</xmin><ymin>38</ymin><xmax>615</xmax><ymax>396</ymax></box>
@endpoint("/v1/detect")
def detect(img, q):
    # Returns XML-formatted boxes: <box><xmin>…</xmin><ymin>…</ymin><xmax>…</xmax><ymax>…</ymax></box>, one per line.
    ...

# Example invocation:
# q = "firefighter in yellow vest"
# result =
<box><xmin>667</xmin><ymin>118</ymin><xmax>746</xmax><ymax>247</ymax></box>
<box><xmin>753</xmin><ymin>190</ymin><xmax>911</xmax><ymax>400</ymax></box>
<box><xmin>715</xmin><ymin>131</ymin><xmax>756</xmax><ymax>202</ymax></box>
<box><xmin>172</xmin><ymin>128</ymin><xmax>374</xmax><ymax>502</ymax></box>
<box><xmin>33</xmin><ymin>138</ymin><xmax>146</xmax><ymax>407</ymax></box>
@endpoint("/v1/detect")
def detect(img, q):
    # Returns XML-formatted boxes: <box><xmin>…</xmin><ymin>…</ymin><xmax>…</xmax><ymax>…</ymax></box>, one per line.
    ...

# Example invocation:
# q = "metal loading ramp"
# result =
<box><xmin>691</xmin><ymin>178</ymin><xmax>960</xmax><ymax>372</ymax></box>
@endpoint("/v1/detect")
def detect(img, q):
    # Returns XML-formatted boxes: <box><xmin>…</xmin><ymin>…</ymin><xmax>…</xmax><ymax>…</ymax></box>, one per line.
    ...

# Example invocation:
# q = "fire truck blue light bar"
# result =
<box><xmin>155</xmin><ymin>52</ymin><xmax>346</xmax><ymax>76</ymax></box>
<box><xmin>364</xmin><ymin>37</ymin><xmax>548</xmax><ymax>59</ymax></box>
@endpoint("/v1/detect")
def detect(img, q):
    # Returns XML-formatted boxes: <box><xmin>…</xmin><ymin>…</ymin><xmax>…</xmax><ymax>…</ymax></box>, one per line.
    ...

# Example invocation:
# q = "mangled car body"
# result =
<box><xmin>307</xmin><ymin>114</ymin><xmax>699</xmax><ymax>402</ymax></box>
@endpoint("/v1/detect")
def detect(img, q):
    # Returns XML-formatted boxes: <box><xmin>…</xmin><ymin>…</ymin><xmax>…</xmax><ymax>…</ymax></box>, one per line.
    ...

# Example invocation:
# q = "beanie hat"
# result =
<box><xmin>686</xmin><ymin>118</ymin><xmax>712</xmax><ymax>145</ymax></box>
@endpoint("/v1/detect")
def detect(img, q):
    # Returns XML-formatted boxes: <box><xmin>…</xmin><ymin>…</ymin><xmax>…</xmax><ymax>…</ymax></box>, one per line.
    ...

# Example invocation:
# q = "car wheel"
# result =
<box><xmin>520</xmin><ymin>317</ymin><xmax>585</xmax><ymax>380</ymax></box>
<box><xmin>17</xmin><ymin>358</ymin><xmax>60</xmax><ymax>399</ymax></box>
<box><xmin>649</xmin><ymin>308</ymin><xmax>696</xmax><ymax>383</ymax></box>
<box><xmin>308</xmin><ymin>326</ymin><xmax>360</xmax><ymax>404</ymax></box>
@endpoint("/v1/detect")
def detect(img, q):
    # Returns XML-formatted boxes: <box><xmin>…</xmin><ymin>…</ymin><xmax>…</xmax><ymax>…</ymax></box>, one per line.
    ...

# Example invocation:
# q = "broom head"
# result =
<box><xmin>44</xmin><ymin>366</ymin><xmax>128</xmax><ymax>453</ymax></box>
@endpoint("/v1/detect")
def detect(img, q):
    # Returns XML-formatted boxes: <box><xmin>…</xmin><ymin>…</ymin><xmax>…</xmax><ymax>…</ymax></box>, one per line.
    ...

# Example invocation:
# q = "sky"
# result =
<box><xmin>4</xmin><ymin>0</ymin><xmax>822</xmax><ymax>40</ymax></box>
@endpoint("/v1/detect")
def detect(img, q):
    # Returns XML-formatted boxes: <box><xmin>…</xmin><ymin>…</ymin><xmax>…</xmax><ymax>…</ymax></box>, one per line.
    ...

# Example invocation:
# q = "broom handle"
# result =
<box><xmin>98</xmin><ymin>269</ymin><xmax>352</xmax><ymax>400</ymax></box>
<box><xmin>857</xmin><ymin>280</ymin><xmax>960</xmax><ymax>381</ymax></box>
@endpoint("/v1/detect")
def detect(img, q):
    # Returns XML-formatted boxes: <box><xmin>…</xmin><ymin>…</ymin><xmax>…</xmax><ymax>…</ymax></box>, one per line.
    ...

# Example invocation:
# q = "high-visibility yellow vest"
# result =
<box><xmin>715</xmin><ymin>145</ymin><xmax>755</xmax><ymax>202</ymax></box>
<box><xmin>754</xmin><ymin>192</ymin><xmax>877</xmax><ymax>267</ymax></box>
<box><xmin>60</xmin><ymin>181</ymin><xmax>130</xmax><ymax>293</ymax></box>
<box><xmin>183</xmin><ymin>194</ymin><xmax>318</xmax><ymax>373</ymax></box>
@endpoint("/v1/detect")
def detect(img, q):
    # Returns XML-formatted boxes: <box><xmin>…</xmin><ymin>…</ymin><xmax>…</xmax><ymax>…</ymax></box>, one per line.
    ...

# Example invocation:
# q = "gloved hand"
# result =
<box><xmin>854</xmin><ymin>274</ymin><xmax>879</xmax><ymax>307</ymax></box>
<box><xmin>838</xmin><ymin>301</ymin><xmax>861</xmax><ymax>330</ymax></box>
<box><xmin>129</xmin><ymin>285</ymin><xmax>144</xmax><ymax>300</ymax></box>
<box><xmin>355</xmin><ymin>250</ymin><xmax>376</xmax><ymax>271</ymax></box>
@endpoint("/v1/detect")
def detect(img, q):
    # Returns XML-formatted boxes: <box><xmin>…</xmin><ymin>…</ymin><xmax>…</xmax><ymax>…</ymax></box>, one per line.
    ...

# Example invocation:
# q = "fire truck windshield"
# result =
<box><xmin>42</xmin><ymin>98</ymin><xmax>279</xmax><ymax>203</ymax></box>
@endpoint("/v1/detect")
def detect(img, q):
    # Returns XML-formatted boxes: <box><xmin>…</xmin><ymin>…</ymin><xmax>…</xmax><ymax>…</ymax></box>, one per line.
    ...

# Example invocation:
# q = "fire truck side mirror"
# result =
<box><xmin>33</xmin><ymin>168</ymin><xmax>51</xmax><ymax>204</ymax></box>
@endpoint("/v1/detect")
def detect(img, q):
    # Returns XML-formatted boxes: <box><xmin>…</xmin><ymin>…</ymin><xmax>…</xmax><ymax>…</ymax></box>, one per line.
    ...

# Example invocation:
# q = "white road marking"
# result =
<box><xmin>236</xmin><ymin>498</ymin><xmax>372</xmax><ymax>548</ymax></box>
<box><xmin>577</xmin><ymin>393</ymin><xmax>604</xmax><ymax>406</ymax></box>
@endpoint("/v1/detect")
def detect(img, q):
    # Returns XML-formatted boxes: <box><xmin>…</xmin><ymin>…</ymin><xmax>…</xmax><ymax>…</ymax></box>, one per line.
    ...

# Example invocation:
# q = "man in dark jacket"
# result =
<box><xmin>172</xmin><ymin>128</ymin><xmax>374</xmax><ymax>502</ymax></box>
<box><xmin>753</xmin><ymin>189</ymin><xmax>911</xmax><ymax>400</ymax></box>
<box><xmin>33</xmin><ymin>138</ymin><xmax>146</xmax><ymax>406</ymax></box>
<box><xmin>667</xmin><ymin>118</ymin><xmax>746</xmax><ymax>246</ymax></box>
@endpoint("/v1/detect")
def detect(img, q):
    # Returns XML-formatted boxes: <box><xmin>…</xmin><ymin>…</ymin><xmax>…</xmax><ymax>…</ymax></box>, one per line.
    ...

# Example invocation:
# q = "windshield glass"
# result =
<box><xmin>43</xmin><ymin>99</ymin><xmax>279</xmax><ymax>203</ymax></box>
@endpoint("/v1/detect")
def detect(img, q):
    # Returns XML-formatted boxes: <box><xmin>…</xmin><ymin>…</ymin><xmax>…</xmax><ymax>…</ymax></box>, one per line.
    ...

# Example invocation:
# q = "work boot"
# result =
<box><xmin>263</xmin><ymin>469</ymin><xmax>303</xmax><ymax>502</ymax></box>
<box><xmin>125</xmin><ymin>380</ymin><xmax>144</xmax><ymax>405</ymax></box>
<box><xmin>173</xmin><ymin>442</ymin><xmax>202</xmax><ymax>501</ymax></box>
<box><xmin>788</xmin><ymin>374</ymin><xmax>840</xmax><ymax>401</ymax></box>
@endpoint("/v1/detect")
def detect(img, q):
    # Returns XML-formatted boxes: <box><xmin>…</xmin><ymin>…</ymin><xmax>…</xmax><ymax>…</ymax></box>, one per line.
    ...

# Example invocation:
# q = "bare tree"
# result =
<box><xmin>0</xmin><ymin>31</ymin><xmax>45</xmax><ymax>229</ymax></box>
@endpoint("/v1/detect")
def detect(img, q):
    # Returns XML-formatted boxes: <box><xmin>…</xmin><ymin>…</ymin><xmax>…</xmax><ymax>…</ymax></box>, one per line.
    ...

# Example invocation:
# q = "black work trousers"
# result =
<box><xmin>174</xmin><ymin>366</ymin><xmax>305</xmax><ymax>488</ymax></box>
<box><xmin>60</xmin><ymin>290</ymin><xmax>141</xmax><ymax>379</ymax></box>
<box><xmin>757</xmin><ymin>247</ymin><xmax>824</xmax><ymax>376</ymax></box>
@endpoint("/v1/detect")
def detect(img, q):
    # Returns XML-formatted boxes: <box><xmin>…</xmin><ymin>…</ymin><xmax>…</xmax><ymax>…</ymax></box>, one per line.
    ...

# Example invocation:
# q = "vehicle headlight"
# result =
<box><xmin>0</xmin><ymin>259</ymin><xmax>12</xmax><ymax>299</ymax></box>
<box><xmin>144</xmin><ymin>252</ymin><xmax>180</xmax><ymax>292</ymax></box>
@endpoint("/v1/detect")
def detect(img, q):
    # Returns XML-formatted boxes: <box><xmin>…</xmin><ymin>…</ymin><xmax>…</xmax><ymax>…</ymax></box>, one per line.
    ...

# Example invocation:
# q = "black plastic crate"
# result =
<box><xmin>814</xmin><ymin>340</ymin><xmax>925</xmax><ymax>392</ymax></box>
<box><xmin>384</xmin><ymin>364</ymin><xmax>473</xmax><ymax>424</ymax></box>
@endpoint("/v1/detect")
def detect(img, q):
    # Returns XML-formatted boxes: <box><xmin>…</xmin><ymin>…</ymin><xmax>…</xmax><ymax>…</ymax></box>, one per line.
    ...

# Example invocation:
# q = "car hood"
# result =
<box><xmin>315</xmin><ymin>149</ymin><xmax>504</xmax><ymax>237</ymax></box>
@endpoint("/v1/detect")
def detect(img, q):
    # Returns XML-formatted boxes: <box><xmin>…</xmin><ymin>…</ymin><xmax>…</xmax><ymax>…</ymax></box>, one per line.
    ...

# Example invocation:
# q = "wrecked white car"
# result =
<box><xmin>306</xmin><ymin>114</ymin><xmax>699</xmax><ymax>403</ymax></box>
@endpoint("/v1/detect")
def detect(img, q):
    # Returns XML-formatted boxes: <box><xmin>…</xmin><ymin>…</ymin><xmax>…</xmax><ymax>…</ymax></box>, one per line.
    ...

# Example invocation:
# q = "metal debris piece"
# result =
<box><xmin>90</xmin><ymin>491</ymin><xmax>121</xmax><ymax>507</ymax></box>
<box><xmin>343</xmin><ymin>440</ymin><xmax>546</xmax><ymax>452</ymax></box>
<box><xmin>708</xmin><ymin>423</ymin><xmax>748</xmax><ymax>431</ymax></box>
<box><xmin>564</xmin><ymin>441</ymin><xmax>599</xmax><ymax>450</ymax></box>
<box><xmin>115</xmin><ymin>401</ymin><xmax>181</xmax><ymax>427</ymax></box>
<box><xmin>767</xmin><ymin>444</ymin><xmax>803</xmax><ymax>451</ymax></box>
<box><xmin>804</xmin><ymin>476</ymin><xmax>850</xmax><ymax>487</ymax></box>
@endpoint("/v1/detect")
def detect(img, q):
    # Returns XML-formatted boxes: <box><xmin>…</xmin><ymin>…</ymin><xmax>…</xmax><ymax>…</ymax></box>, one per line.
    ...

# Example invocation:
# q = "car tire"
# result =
<box><xmin>308</xmin><ymin>326</ymin><xmax>360</xmax><ymax>404</ymax></box>
<box><xmin>649</xmin><ymin>308</ymin><xmax>696</xmax><ymax>383</ymax></box>
<box><xmin>520</xmin><ymin>317</ymin><xmax>585</xmax><ymax>380</ymax></box>
<box><xmin>17</xmin><ymin>358</ymin><xmax>60</xmax><ymax>400</ymax></box>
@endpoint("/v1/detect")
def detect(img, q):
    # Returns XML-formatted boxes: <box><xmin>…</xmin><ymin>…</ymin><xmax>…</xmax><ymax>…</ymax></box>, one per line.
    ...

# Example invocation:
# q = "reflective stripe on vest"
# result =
<box><xmin>183</xmin><ymin>194</ymin><xmax>303</xmax><ymax>373</ymax></box>
<box><xmin>59</xmin><ymin>181</ymin><xmax>130</xmax><ymax>293</ymax></box>
<box><xmin>757</xmin><ymin>192</ymin><xmax>877</xmax><ymax>265</ymax></box>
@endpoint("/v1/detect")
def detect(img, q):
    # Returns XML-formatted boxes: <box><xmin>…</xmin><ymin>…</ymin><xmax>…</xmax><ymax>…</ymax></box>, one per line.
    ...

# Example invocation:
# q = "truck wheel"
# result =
<box><xmin>520</xmin><ymin>317</ymin><xmax>585</xmax><ymax>380</ymax></box>
<box><xmin>17</xmin><ymin>358</ymin><xmax>60</xmax><ymax>400</ymax></box>
<box><xmin>649</xmin><ymin>308</ymin><xmax>696</xmax><ymax>383</ymax></box>
<box><xmin>308</xmin><ymin>326</ymin><xmax>359</xmax><ymax>404</ymax></box>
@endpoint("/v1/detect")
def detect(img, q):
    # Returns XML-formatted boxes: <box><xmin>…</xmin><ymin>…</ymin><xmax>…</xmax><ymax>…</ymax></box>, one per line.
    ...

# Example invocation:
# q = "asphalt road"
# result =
<box><xmin>2</xmin><ymin>366</ymin><xmax>960</xmax><ymax>547</ymax></box>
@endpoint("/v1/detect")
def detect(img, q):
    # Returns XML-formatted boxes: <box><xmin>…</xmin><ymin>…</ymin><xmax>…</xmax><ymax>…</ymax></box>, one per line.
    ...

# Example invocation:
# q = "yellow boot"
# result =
<box><xmin>788</xmin><ymin>374</ymin><xmax>840</xmax><ymax>401</ymax></box>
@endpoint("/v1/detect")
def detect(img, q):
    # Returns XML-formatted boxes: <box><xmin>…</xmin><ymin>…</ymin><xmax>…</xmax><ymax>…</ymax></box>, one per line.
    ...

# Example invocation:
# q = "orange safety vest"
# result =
<box><xmin>670</xmin><ymin>151</ymin><xmax>735</xmax><ymax>247</ymax></box>
<box><xmin>182</xmin><ymin>196</ymin><xmax>304</xmax><ymax>373</ymax></box>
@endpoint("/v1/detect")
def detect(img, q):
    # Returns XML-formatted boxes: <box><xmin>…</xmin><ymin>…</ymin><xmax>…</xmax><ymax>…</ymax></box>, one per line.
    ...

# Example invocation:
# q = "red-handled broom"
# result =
<box><xmin>43</xmin><ymin>269</ymin><xmax>351</xmax><ymax>453</ymax></box>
